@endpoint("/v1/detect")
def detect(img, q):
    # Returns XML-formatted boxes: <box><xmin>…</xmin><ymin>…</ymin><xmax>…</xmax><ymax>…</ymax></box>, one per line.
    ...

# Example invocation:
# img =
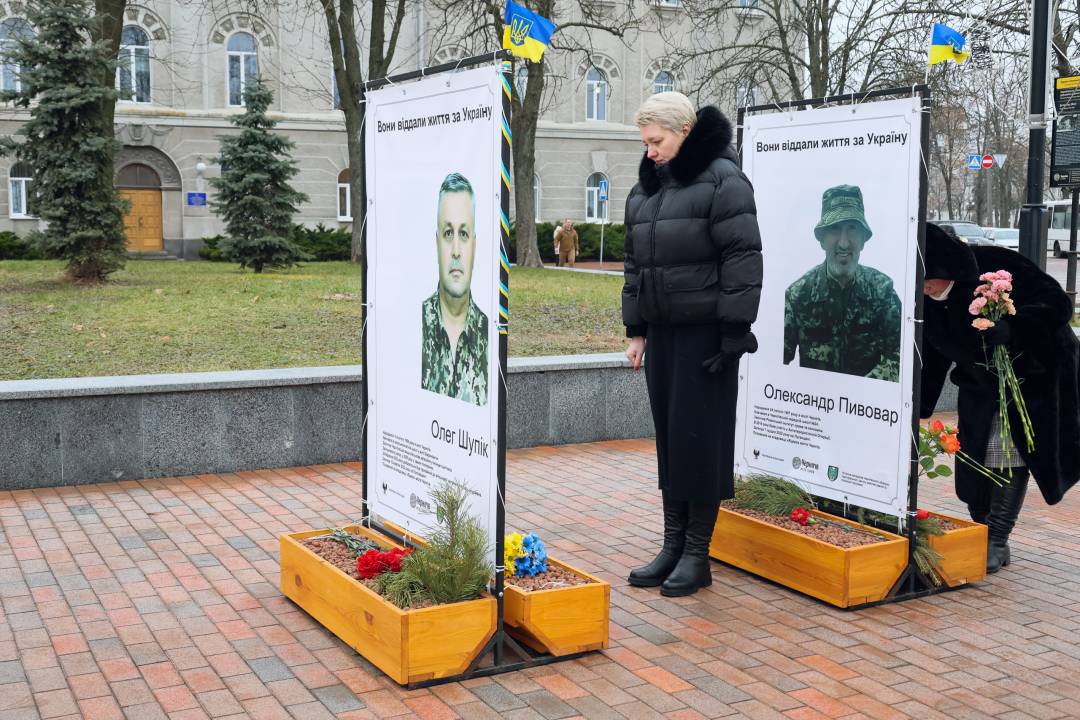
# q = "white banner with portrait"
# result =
<box><xmin>735</xmin><ymin>97</ymin><xmax>922</xmax><ymax>516</ymax></box>
<box><xmin>364</xmin><ymin>66</ymin><xmax>503</xmax><ymax>555</ymax></box>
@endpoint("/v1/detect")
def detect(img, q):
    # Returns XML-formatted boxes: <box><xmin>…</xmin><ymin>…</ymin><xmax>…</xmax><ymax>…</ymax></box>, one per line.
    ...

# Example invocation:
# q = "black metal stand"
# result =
<box><xmin>357</xmin><ymin>52</ymin><xmax>594</xmax><ymax>689</ymax></box>
<box><xmin>737</xmin><ymin>85</ymin><xmax>978</xmax><ymax>611</ymax></box>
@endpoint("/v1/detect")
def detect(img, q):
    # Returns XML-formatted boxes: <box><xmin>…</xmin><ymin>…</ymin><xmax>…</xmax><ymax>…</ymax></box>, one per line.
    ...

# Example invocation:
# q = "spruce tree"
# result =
<box><xmin>0</xmin><ymin>0</ymin><xmax>128</xmax><ymax>282</ymax></box>
<box><xmin>211</xmin><ymin>78</ymin><xmax>309</xmax><ymax>273</ymax></box>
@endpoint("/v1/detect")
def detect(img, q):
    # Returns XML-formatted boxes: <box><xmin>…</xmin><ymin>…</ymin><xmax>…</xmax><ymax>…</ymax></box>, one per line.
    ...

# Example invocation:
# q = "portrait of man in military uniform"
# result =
<box><xmin>783</xmin><ymin>184</ymin><xmax>902</xmax><ymax>382</ymax></box>
<box><xmin>421</xmin><ymin>172</ymin><xmax>489</xmax><ymax>405</ymax></box>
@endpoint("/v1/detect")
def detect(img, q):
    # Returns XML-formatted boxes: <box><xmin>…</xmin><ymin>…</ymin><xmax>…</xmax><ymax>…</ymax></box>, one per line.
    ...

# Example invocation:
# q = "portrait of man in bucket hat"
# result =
<box><xmin>783</xmin><ymin>184</ymin><xmax>901</xmax><ymax>382</ymax></box>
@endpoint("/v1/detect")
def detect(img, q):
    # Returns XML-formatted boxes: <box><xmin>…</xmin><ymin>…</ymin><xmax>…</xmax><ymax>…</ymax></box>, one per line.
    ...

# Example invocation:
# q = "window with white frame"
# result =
<box><xmin>8</xmin><ymin>162</ymin><xmax>32</xmax><ymax>219</ymax></box>
<box><xmin>585</xmin><ymin>173</ymin><xmax>609</xmax><ymax>222</ymax></box>
<box><xmin>515</xmin><ymin>65</ymin><xmax>528</xmax><ymax>100</ymax></box>
<box><xmin>533</xmin><ymin>174</ymin><xmax>541</xmax><ymax>218</ymax></box>
<box><xmin>337</xmin><ymin>168</ymin><xmax>352</xmax><ymax>221</ymax></box>
<box><xmin>585</xmin><ymin>67</ymin><xmax>608</xmax><ymax>121</ymax></box>
<box><xmin>736</xmin><ymin>80</ymin><xmax>756</xmax><ymax>108</ymax></box>
<box><xmin>0</xmin><ymin>18</ymin><xmax>33</xmax><ymax>93</ymax></box>
<box><xmin>117</xmin><ymin>25</ymin><xmax>151</xmax><ymax>104</ymax></box>
<box><xmin>227</xmin><ymin>32</ymin><xmax>259</xmax><ymax>107</ymax></box>
<box><xmin>656</xmin><ymin>0</ymin><xmax>681</xmax><ymax>7</ymax></box>
<box><xmin>653</xmin><ymin>70</ymin><xmax>674</xmax><ymax>94</ymax></box>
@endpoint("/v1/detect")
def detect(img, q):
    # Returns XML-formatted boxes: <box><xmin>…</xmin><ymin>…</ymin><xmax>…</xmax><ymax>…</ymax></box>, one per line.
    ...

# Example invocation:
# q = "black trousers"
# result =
<box><xmin>645</xmin><ymin>323</ymin><xmax>739</xmax><ymax>504</ymax></box>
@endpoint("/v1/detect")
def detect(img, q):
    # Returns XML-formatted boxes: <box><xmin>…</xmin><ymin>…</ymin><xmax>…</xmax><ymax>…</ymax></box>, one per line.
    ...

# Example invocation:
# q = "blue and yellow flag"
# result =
<box><xmin>929</xmin><ymin>23</ymin><xmax>970</xmax><ymax>66</ymax></box>
<box><xmin>502</xmin><ymin>1</ymin><xmax>556</xmax><ymax>63</ymax></box>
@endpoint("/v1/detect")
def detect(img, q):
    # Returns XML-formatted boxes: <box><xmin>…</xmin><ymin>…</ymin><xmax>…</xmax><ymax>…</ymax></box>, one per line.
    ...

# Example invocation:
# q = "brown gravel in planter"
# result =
<box><xmin>720</xmin><ymin>504</ymin><xmax>890</xmax><ymax>548</ymax></box>
<box><xmin>506</xmin><ymin>566</ymin><xmax>592</xmax><ymax>591</ymax></box>
<box><xmin>302</xmin><ymin>537</ymin><xmax>368</xmax><ymax>578</ymax></box>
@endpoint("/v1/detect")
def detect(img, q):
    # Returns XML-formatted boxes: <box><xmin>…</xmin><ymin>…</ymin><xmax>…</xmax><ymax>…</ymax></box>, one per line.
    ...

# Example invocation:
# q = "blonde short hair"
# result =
<box><xmin>634</xmin><ymin>91</ymin><xmax>696</xmax><ymax>132</ymax></box>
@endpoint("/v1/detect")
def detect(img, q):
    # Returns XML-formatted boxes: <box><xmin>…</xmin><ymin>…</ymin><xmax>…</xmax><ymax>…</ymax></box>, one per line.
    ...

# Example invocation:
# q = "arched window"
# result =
<box><xmin>653</xmin><ymin>70</ymin><xmax>674</xmax><ymax>94</ymax></box>
<box><xmin>585</xmin><ymin>172</ymin><xmax>609</xmax><ymax>222</ymax></box>
<box><xmin>116</xmin><ymin>163</ymin><xmax>161</xmax><ymax>188</ymax></box>
<box><xmin>533</xmin><ymin>174</ymin><xmax>541</xmax><ymax>218</ymax></box>
<box><xmin>737</xmin><ymin>80</ymin><xmax>756</xmax><ymax>108</ymax></box>
<box><xmin>585</xmin><ymin>67</ymin><xmax>607</xmax><ymax>121</ymax></box>
<box><xmin>8</xmin><ymin>161</ymin><xmax>32</xmax><ymax>218</ymax></box>
<box><xmin>118</xmin><ymin>25</ymin><xmax>151</xmax><ymax>104</ymax></box>
<box><xmin>227</xmin><ymin>32</ymin><xmax>259</xmax><ymax>107</ymax></box>
<box><xmin>337</xmin><ymin>168</ymin><xmax>352</xmax><ymax>221</ymax></box>
<box><xmin>515</xmin><ymin>65</ymin><xmax>528</xmax><ymax>100</ymax></box>
<box><xmin>0</xmin><ymin>18</ymin><xmax>34</xmax><ymax>93</ymax></box>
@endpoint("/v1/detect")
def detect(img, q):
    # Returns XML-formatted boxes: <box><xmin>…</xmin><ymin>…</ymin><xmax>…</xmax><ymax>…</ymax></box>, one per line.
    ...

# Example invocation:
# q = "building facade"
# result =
<box><xmin>0</xmin><ymin>1</ymin><xmax>766</xmax><ymax>258</ymax></box>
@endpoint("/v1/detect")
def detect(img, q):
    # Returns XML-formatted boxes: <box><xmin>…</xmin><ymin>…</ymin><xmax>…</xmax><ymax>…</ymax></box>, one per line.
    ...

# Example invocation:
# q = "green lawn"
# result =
<box><xmin>0</xmin><ymin>260</ymin><xmax>624</xmax><ymax>380</ymax></box>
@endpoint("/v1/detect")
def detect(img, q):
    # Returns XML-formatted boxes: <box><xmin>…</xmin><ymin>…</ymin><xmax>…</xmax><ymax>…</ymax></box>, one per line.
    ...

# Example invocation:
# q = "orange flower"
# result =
<box><xmin>929</xmin><ymin>419</ymin><xmax>944</xmax><ymax>434</ymax></box>
<box><xmin>940</xmin><ymin>434</ymin><xmax>960</xmax><ymax>454</ymax></box>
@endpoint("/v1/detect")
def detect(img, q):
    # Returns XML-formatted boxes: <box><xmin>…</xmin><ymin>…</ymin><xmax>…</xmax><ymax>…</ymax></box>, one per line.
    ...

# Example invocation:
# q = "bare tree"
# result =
<box><xmin>425</xmin><ymin>0</ymin><xmax>643</xmax><ymax>267</ymax></box>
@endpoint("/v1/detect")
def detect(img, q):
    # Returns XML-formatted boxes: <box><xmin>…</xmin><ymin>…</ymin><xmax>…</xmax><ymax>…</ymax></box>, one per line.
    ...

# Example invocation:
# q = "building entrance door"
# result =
<box><xmin>116</xmin><ymin>163</ymin><xmax>163</xmax><ymax>252</ymax></box>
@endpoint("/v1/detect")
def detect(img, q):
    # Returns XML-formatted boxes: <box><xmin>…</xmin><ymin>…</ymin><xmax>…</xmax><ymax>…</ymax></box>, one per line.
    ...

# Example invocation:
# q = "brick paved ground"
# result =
<box><xmin>3</xmin><ymin>433</ymin><xmax>1080</xmax><ymax>719</ymax></box>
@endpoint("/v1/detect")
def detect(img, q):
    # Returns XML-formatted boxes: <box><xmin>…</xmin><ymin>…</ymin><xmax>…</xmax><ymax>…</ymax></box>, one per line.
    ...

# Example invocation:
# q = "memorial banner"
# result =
<box><xmin>364</xmin><ymin>66</ymin><xmax>504</xmax><ymax>554</ymax></box>
<box><xmin>736</xmin><ymin>98</ymin><xmax>923</xmax><ymax>516</ymax></box>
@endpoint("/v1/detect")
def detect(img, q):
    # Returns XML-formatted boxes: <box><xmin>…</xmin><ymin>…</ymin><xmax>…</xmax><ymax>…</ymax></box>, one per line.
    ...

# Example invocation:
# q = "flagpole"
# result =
<box><xmin>924</xmin><ymin>23</ymin><xmax>934</xmax><ymax>86</ymax></box>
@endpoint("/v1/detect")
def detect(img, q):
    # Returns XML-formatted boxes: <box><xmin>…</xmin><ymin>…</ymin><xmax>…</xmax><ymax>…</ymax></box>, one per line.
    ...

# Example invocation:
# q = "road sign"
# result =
<box><xmin>598</xmin><ymin>179</ymin><xmax>608</xmax><ymax>202</ymax></box>
<box><xmin>981</xmin><ymin>154</ymin><xmax>994</xmax><ymax>169</ymax></box>
<box><xmin>967</xmin><ymin>154</ymin><xmax>981</xmax><ymax>170</ymax></box>
<box><xmin>993</xmin><ymin>154</ymin><xmax>1007</xmax><ymax>167</ymax></box>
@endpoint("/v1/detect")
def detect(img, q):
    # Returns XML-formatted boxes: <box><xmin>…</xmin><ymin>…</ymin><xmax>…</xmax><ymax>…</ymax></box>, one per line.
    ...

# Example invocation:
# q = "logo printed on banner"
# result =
<box><xmin>753</xmin><ymin>449</ymin><xmax>761</xmax><ymax>459</ymax></box>
<box><xmin>792</xmin><ymin>456</ymin><xmax>801</xmax><ymax>469</ymax></box>
<box><xmin>828</xmin><ymin>465</ymin><xmax>839</xmax><ymax>481</ymax></box>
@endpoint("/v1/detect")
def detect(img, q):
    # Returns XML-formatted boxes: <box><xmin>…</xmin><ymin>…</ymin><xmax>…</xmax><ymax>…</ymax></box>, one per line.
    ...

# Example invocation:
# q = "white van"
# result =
<box><xmin>1048</xmin><ymin>199</ymin><xmax>1075</xmax><ymax>258</ymax></box>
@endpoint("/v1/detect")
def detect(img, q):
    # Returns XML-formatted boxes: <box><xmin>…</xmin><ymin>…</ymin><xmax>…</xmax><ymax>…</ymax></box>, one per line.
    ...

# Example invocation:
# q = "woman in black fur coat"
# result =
<box><xmin>921</xmin><ymin>223</ymin><xmax>1080</xmax><ymax>572</ymax></box>
<box><xmin>622</xmin><ymin>92</ymin><xmax>763</xmax><ymax>596</ymax></box>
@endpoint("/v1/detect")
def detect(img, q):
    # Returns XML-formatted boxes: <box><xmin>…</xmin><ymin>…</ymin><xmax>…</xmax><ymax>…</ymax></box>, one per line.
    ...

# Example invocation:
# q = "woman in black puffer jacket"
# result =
<box><xmin>623</xmin><ymin>92</ymin><xmax>762</xmax><ymax>597</ymax></box>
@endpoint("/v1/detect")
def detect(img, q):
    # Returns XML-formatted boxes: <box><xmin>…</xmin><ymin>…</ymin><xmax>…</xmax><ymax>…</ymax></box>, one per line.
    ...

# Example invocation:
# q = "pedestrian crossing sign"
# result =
<box><xmin>966</xmin><ymin>153</ymin><xmax>981</xmax><ymax>170</ymax></box>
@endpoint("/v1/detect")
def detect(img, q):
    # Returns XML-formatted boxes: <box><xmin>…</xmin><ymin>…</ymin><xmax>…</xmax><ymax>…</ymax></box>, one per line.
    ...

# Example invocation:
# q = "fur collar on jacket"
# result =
<box><xmin>638</xmin><ymin>106</ymin><xmax>734</xmax><ymax>195</ymax></box>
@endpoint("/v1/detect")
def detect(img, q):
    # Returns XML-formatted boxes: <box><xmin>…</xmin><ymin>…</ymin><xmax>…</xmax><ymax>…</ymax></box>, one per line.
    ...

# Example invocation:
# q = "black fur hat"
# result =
<box><xmin>925</xmin><ymin>223</ymin><xmax>979</xmax><ymax>282</ymax></box>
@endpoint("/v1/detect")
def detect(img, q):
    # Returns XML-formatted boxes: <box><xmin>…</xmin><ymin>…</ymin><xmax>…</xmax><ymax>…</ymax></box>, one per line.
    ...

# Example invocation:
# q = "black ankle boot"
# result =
<box><xmin>660</xmin><ymin>503</ymin><xmax>718</xmax><ymax>597</ymax></box>
<box><xmin>986</xmin><ymin>468</ymin><xmax>1029</xmax><ymax>573</ymax></box>
<box><xmin>628</xmin><ymin>494</ymin><xmax>687</xmax><ymax>587</ymax></box>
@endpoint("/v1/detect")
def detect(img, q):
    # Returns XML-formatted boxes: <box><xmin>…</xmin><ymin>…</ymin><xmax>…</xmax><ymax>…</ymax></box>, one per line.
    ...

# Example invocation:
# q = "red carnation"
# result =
<box><xmin>356</xmin><ymin>547</ymin><xmax>413</xmax><ymax>579</ymax></box>
<box><xmin>915</xmin><ymin>509</ymin><xmax>930</xmax><ymax>520</ymax></box>
<box><xmin>790</xmin><ymin>507</ymin><xmax>810</xmax><ymax>526</ymax></box>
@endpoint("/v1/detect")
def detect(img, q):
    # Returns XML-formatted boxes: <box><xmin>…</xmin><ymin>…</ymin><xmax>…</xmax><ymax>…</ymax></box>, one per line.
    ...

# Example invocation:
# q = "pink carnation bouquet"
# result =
<box><xmin>968</xmin><ymin>270</ymin><xmax>1035</xmax><ymax>466</ymax></box>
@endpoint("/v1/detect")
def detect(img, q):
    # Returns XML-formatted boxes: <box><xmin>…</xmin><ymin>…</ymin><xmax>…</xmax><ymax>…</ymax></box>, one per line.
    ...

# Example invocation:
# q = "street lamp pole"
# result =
<box><xmin>1019</xmin><ymin>0</ymin><xmax>1052</xmax><ymax>269</ymax></box>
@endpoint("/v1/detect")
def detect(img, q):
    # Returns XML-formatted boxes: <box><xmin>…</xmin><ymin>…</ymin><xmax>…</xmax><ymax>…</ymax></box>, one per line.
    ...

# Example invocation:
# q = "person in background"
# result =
<box><xmin>623</xmin><ymin>92</ymin><xmax>762</xmax><ymax>597</ymax></box>
<box><xmin>554</xmin><ymin>219</ymin><xmax>578</xmax><ymax>267</ymax></box>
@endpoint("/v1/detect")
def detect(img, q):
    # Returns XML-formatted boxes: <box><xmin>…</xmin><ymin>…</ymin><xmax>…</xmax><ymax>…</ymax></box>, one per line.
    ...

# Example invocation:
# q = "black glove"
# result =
<box><xmin>981</xmin><ymin>318</ymin><xmax>1011</xmax><ymax>347</ymax></box>
<box><xmin>702</xmin><ymin>332</ymin><xmax>758</xmax><ymax>373</ymax></box>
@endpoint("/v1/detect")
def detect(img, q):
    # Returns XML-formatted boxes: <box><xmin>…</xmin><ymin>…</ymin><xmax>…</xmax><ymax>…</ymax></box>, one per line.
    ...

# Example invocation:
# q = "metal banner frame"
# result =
<box><xmin>737</xmin><ymin>85</ymin><xmax>958</xmax><ymax>607</ymax></box>
<box><xmin>359</xmin><ymin>50</ymin><xmax>588</xmax><ymax>686</ymax></box>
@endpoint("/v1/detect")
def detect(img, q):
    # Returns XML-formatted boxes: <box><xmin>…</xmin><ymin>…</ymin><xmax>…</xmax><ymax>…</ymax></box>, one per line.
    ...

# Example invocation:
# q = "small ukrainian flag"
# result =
<box><xmin>502</xmin><ymin>1</ymin><xmax>556</xmax><ymax>63</ymax></box>
<box><xmin>929</xmin><ymin>23</ymin><xmax>970</xmax><ymax>66</ymax></box>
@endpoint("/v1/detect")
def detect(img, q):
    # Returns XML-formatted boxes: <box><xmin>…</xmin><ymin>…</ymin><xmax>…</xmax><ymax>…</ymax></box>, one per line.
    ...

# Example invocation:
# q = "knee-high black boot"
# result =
<box><xmin>628</xmin><ymin>493</ymin><xmax>687</xmax><ymax>587</ymax></box>
<box><xmin>986</xmin><ymin>468</ymin><xmax>1029</xmax><ymax>573</ymax></box>
<box><xmin>660</xmin><ymin>503</ymin><xmax>718</xmax><ymax>597</ymax></box>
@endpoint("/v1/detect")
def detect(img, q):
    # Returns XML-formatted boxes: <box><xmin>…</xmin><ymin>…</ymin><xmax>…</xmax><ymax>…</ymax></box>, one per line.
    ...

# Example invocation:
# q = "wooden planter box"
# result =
<box><xmin>279</xmin><ymin>525</ymin><xmax>496</xmax><ymax>686</ymax></box>
<box><xmin>709</xmin><ymin>508</ymin><xmax>908</xmax><ymax>608</ymax></box>
<box><xmin>926</xmin><ymin>512</ymin><xmax>987</xmax><ymax>587</ymax></box>
<box><xmin>503</xmin><ymin>558</ymin><xmax>609</xmax><ymax>656</ymax></box>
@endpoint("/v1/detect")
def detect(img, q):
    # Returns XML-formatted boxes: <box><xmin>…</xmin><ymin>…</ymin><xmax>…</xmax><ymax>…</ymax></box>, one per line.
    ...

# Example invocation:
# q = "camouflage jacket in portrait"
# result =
<box><xmin>783</xmin><ymin>263</ymin><xmax>902</xmax><ymax>382</ymax></box>
<box><xmin>421</xmin><ymin>290</ymin><xmax>489</xmax><ymax>405</ymax></box>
